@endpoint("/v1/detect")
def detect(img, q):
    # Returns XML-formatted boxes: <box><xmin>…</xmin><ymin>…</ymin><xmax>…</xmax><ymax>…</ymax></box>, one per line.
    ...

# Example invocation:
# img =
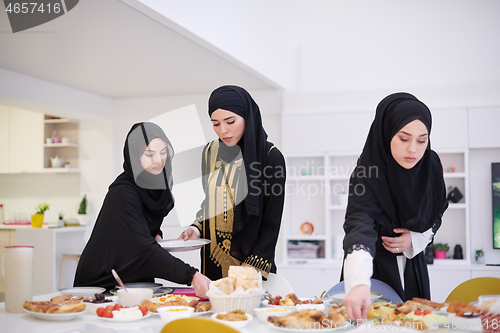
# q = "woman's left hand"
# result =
<box><xmin>155</xmin><ymin>234</ymin><xmax>162</xmax><ymax>242</ymax></box>
<box><xmin>381</xmin><ymin>228</ymin><xmax>412</xmax><ymax>254</ymax></box>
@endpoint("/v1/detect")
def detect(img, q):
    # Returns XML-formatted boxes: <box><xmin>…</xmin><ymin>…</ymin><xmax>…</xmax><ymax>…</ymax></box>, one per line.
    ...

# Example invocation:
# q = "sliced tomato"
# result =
<box><xmin>96</xmin><ymin>307</ymin><xmax>105</xmax><ymax>317</ymax></box>
<box><xmin>423</xmin><ymin>309</ymin><xmax>432</xmax><ymax>315</ymax></box>
<box><xmin>105</xmin><ymin>305</ymin><xmax>114</xmax><ymax>311</ymax></box>
<box><xmin>103</xmin><ymin>309</ymin><xmax>113</xmax><ymax>318</ymax></box>
<box><xmin>414</xmin><ymin>309</ymin><xmax>423</xmax><ymax>316</ymax></box>
<box><xmin>113</xmin><ymin>304</ymin><xmax>123</xmax><ymax>311</ymax></box>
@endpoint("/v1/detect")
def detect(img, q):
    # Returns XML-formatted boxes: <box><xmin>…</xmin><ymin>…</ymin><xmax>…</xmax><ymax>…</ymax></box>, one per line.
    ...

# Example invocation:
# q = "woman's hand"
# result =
<box><xmin>178</xmin><ymin>228</ymin><xmax>199</xmax><ymax>241</ymax></box>
<box><xmin>155</xmin><ymin>234</ymin><xmax>162</xmax><ymax>242</ymax></box>
<box><xmin>381</xmin><ymin>228</ymin><xmax>412</xmax><ymax>254</ymax></box>
<box><xmin>191</xmin><ymin>271</ymin><xmax>211</xmax><ymax>299</ymax></box>
<box><xmin>343</xmin><ymin>284</ymin><xmax>371</xmax><ymax>321</ymax></box>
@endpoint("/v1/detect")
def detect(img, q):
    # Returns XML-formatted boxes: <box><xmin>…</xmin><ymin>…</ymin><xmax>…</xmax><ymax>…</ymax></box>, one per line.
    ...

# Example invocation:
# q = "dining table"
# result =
<box><xmin>0</xmin><ymin>291</ymin><xmax>484</xmax><ymax>333</ymax></box>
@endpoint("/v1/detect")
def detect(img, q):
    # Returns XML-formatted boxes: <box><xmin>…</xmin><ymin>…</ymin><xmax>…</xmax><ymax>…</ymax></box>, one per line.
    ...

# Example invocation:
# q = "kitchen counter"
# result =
<box><xmin>0</xmin><ymin>226</ymin><xmax>87</xmax><ymax>295</ymax></box>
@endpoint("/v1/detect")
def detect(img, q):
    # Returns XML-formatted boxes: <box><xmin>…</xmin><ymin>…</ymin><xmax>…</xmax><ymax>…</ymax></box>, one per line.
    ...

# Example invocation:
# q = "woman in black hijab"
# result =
<box><xmin>179</xmin><ymin>85</ymin><xmax>286</xmax><ymax>280</ymax></box>
<box><xmin>342</xmin><ymin>93</ymin><xmax>448</xmax><ymax>320</ymax></box>
<box><xmin>74</xmin><ymin>122</ymin><xmax>211</xmax><ymax>297</ymax></box>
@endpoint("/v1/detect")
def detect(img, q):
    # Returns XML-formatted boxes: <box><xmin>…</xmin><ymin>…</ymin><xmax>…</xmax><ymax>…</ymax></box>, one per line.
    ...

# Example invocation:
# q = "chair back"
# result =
<box><xmin>446</xmin><ymin>277</ymin><xmax>500</xmax><ymax>304</ymax></box>
<box><xmin>262</xmin><ymin>273</ymin><xmax>293</xmax><ymax>296</ymax></box>
<box><xmin>160</xmin><ymin>317</ymin><xmax>240</xmax><ymax>333</ymax></box>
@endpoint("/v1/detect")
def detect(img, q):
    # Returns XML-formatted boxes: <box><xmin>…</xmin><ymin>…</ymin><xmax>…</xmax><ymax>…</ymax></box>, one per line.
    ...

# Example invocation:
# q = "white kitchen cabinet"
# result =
<box><xmin>0</xmin><ymin>106</ymin><xmax>9</xmax><ymax>173</ymax></box>
<box><xmin>0</xmin><ymin>107</ymin><xmax>44</xmax><ymax>173</ymax></box>
<box><xmin>43</xmin><ymin>116</ymin><xmax>80</xmax><ymax>172</ymax></box>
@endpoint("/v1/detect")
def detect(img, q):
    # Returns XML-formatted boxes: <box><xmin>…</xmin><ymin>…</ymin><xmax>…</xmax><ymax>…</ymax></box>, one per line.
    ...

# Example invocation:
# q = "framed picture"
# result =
<box><xmin>491</xmin><ymin>163</ymin><xmax>500</xmax><ymax>249</ymax></box>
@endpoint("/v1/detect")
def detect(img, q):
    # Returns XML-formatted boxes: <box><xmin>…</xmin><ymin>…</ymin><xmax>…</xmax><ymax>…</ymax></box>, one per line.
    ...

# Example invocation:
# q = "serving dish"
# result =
<box><xmin>115</xmin><ymin>282</ymin><xmax>163</xmax><ymax>292</ymax></box>
<box><xmin>58</xmin><ymin>287</ymin><xmax>105</xmax><ymax>297</ymax></box>
<box><xmin>158</xmin><ymin>239</ymin><xmax>210</xmax><ymax>252</ymax></box>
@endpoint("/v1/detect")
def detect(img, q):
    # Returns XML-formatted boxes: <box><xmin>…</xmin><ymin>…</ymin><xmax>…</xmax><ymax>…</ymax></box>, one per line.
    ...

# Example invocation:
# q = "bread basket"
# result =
<box><xmin>206</xmin><ymin>291</ymin><xmax>264</xmax><ymax>314</ymax></box>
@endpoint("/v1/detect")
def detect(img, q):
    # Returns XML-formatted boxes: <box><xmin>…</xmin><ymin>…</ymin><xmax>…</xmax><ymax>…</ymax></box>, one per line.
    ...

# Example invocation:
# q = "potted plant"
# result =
<box><xmin>475</xmin><ymin>249</ymin><xmax>485</xmax><ymax>264</ymax></box>
<box><xmin>77</xmin><ymin>195</ymin><xmax>87</xmax><ymax>226</ymax></box>
<box><xmin>31</xmin><ymin>203</ymin><xmax>50</xmax><ymax>228</ymax></box>
<box><xmin>433</xmin><ymin>243</ymin><xmax>449</xmax><ymax>259</ymax></box>
<box><xmin>58</xmin><ymin>212</ymin><xmax>64</xmax><ymax>227</ymax></box>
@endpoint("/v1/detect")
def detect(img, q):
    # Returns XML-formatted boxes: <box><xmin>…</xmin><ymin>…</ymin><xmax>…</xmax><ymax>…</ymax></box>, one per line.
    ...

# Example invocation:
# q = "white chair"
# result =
<box><xmin>262</xmin><ymin>273</ymin><xmax>293</xmax><ymax>296</ymax></box>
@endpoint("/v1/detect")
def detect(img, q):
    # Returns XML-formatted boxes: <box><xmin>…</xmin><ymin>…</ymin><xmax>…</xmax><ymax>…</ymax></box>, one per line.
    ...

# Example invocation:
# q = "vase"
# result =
<box><xmin>30</xmin><ymin>214</ymin><xmax>44</xmax><ymax>228</ymax></box>
<box><xmin>435</xmin><ymin>250</ymin><xmax>447</xmax><ymax>259</ymax></box>
<box><xmin>77</xmin><ymin>214</ymin><xmax>87</xmax><ymax>226</ymax></box>
<box><xmin>476</xmin><ymin>256</ymin><xmax>485</xmax><ymax>264</ymax></box>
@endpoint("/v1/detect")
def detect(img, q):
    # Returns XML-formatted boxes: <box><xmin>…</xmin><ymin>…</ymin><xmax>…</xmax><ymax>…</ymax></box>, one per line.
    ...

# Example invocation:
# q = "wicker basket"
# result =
<box><xmin>480</xmin><ymin>311</ymin><xmax>500</xmax><ymax>333</ymax></box>
<box><xmin>206</xmin><ymin>292</ymin><xmax>264</xmax><ymax>314</ymax></box>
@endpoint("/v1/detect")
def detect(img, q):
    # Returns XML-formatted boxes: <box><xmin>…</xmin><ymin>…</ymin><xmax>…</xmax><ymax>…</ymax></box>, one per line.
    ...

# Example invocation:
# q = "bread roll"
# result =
<box><xmin>213</xmin><ymin>277</ymin><xmax>235</xmax><ymax>295</ymax></box>
<box><xmin>235</xmin><ymin>278</ymin><xmax>259</xmax><ymax>291</ymax></box>
<box><xmin>228</xmin><ymin>266</ymin><xmax>259</xmax><ymax>280</ymax></box>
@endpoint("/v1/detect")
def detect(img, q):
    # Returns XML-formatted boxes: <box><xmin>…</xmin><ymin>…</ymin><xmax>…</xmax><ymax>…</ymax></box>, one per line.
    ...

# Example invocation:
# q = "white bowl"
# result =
<box><xmin>206</xmin><ymin>292</ymin><xmax>264</xmax><ymax>314</ymax></box>
<box><xmin>211</xmin><ymin>312</ymin><xmax>253</xmax><ymax>329</ymax></box>
<box><xmin>117</xmin><ymin>288</ymin><xmax>153</xmax><ymax>307</ymax></box>
<box><xmin>254</xmin><ymin>307</ymin><xmax>291</xmax><ymax>323</ymax></box>
<box><xmin>84</xmin><ymin>297</ymin><xmax>118</xmax><ymax>315</ymax></box>
<box><xmin>157</xmin><ymin>306</ymin><xmax>194</xmax><ymax>323</ymax></box>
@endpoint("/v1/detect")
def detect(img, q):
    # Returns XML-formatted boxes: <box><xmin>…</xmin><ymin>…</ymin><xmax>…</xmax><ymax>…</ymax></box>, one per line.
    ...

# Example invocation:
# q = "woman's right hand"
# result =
<box><xmin>178</xmin><ymin>228</ymin><xmax>199</xmax><ymax>241</ymax></box>
<box><xmin>343</xmin><ymin>284</ymin><xmax>371</xmax><ymax>321</ymax></box>
<box><xmin>191</xmin><ymin>271</ymin><xmax>211</xmax><ymax>299</ymax></box>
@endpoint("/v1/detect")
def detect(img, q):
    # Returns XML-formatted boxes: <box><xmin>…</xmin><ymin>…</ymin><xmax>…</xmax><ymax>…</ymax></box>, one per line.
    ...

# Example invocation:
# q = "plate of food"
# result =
<box><xmin>211</xmin><ymin>311</ymin><xmax>253</xmax><ymax>329</ymax></box>
<box><xmin>263</xmin><ymin>293</ymin><xmax>324</xmax><ymax>309</ymax></box>
<box><xmin>22</xmin><ymin>296</ymin><xmax>87</xmax><ymax>321</ymax></box>
<box><xmin>23</xmin><ymin>308</ymin><xmax>85</xmax><ymax>321</ymax></box>
<box><xmin>158</xmin><ymin>239</ymin><xmax>210</xmax><ymax>252</ymax></box>
<box><xmin>98</xmin><ymin>305</ymin><xmax>150</xmax><ymax>322</ymax></box>
<box><xmin>103</xmin><ymin>312</ymin><xmax>151</xmax><ymax>322</ymax></box>
<box><xmin>266</xmin><ymin>305</ymin><xmax>348</xmax><ymax>331</ymax></box>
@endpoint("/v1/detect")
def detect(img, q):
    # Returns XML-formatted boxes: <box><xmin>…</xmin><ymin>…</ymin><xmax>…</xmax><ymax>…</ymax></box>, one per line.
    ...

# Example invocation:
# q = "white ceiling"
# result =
<box><xmin>0</xmin><ymin>0</ymin><xmax>275</xmax><ymax>99</ymax></box>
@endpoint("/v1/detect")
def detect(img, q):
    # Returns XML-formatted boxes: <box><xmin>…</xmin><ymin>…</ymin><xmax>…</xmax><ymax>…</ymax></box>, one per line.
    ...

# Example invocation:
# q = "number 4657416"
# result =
<box><xmin>5</xmin><ymin>2</ymin><xmax>61</xmax><ymax>14</ymax></box>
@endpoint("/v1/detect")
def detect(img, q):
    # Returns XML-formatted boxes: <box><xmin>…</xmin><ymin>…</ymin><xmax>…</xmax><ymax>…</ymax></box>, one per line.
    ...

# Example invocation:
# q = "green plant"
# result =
<box><xmin>433</xmin><ymin>243</ymin><xmax>449</xmax><ymax>252</ymax></box>
<box><xmin>475</xmin><ymin>249</ymin><xmax>484</xmax><ymax>261</ymax></box>
<box><xmin>78</xmin><ymin>195</ymin><xmax>87</xmax><ymax>215</ymax></box>
<box><xmin>58</xmin><ymin>211</ymin><xmax>64</xmax><ymax>219</ymax></box>
<box><xmin>34</xmin><ymin>203</ymin><xmax>50</xmax><ymax>215</ymax></box>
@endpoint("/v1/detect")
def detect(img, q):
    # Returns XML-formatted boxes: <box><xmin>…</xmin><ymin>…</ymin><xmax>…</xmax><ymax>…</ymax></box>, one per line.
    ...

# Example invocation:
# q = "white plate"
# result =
<box><xmin>59</xmin><ymin>287</ymin><xmax>106</xmax><ymax>297</ymax></box>
<box><xmin>191</xmin><ymin>310</ymin><xmax>212</xmax><ymax>316</ymax></box>
<box><xmin>23</xmin><ymin>308</ymin><xmax>85</xmax><ymax>321</ymax></box>
<box><xmin>103</xmin><ymin>312</ymin><xmax>151</xmax><ymax>322</ymax></box>
<box><xmin>158</xmin><ymin>239</ymin><xmax>210</xmax><ymax>252</ymax></box>
<box><xmin>267</xmin><ymin>321</ymin><xmax>348</xmax><ymax>331</ymax></box>
<box><xmin>326</xmin><ymin>291</ymin><xmax>382</xmax><ymax>302</ymax></box>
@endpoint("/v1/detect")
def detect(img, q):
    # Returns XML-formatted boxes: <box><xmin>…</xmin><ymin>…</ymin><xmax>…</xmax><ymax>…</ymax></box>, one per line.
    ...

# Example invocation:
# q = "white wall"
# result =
<box><xmin>125</xmin><ymin>0</ymin><xmax>287</xmax><ymax>88</ymax></box>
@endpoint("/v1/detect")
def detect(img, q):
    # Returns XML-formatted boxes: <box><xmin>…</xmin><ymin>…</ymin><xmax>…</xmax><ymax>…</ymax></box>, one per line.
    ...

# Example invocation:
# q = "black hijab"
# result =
<box><xmin>352</xmin><ymin>92</ymin><xmax>446</xmax><ymax>232</ymax></box>
<box><xmin>110</xmin><ymin>122</ymin><xmax>175</xmax><ymax>221</ymax></box>
<box><xmin>208</xmin><ymin>85</ymin><xmax>268</xmax><ymax>217</ymax></box>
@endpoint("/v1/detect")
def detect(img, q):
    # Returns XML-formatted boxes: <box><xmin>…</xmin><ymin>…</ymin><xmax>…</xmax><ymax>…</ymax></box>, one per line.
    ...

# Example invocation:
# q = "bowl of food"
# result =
<box><xmin>117</xmin><ymin>288</ymin><xmax>153</xmax><ymax>307</ymax></box>
<box><xmin>254</xmin><ymin>306</ymin><xmax>291</xmax><ymax>323</ymax></box>
<box><xmin>84</xmin><ymin>295</ymin><xmax>118</xmax><ymax>315</ymax></box>
<box><xmin>157</xmin><ymin>305</ymin><xmax>194</xmax><ymax>323</ymax></box>
<box><xmin>211</xmin><ymin>310</ymin><xmax>253</xmax><ymax>329</ymax></box>
<box><xmin>206</xmin><ymin>292</ymin><xmax>264</xmax><ymax>314</ymax></box>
